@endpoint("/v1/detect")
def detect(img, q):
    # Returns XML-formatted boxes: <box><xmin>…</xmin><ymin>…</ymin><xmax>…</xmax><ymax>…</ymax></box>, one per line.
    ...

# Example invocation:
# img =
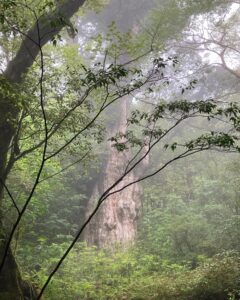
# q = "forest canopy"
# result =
<box><xmin>0</xmin><ymin>0</ymin><xmax>239</xmax><ymax>299</ymax></box>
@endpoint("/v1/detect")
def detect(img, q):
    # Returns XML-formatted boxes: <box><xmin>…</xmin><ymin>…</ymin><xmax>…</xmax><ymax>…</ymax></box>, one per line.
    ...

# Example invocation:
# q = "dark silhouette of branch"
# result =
<box><xmin>15</xmin><ymin>86</ymin><xmax>93</xmax><ymax>162</ymax></box>
<box><xmin>0</xmin><ymin>16</ymin><xmax>48</xmax><ymax>273</ymax></box>
<box><xmin>0</xmin><ymin>178</ymin><xmax>20</xmax><ymax>215</ymax></box>
<box><xmin>36</xmin><ymin>115</ymin><xmax>192</xmax><ymax>298</ymax></box>
<box><xmin>45</xmin><ymin>73</ymin><xmax>153</xmax><ymax>161</ymax></box>
<box><xmin>36</xmin><ymin>146</ymin><xmax>210</xmax><ymax>299</ymax></box>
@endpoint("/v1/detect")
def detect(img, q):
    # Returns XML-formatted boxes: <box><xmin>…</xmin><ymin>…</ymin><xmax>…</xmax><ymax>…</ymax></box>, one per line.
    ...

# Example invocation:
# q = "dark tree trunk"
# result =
<box><xmin>0</xmin><ymin>245</ymin><xmax>24</xmax><ymax>299</ymax></box>
<box><xmin>0</xmin><ymin>1</ymin><xmax>87</xmax><ymax>297</ymax></box>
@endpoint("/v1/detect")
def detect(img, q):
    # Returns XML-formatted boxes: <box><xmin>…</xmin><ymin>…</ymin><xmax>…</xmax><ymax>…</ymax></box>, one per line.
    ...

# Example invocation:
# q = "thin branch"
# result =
<box><xmin>15</xmin><ymin>87</ymin><xmax>92</xmax><ymax>161</ymax></box>
<box><xmin>124</xmin><ymin>145</ymin><xmax>145</xmax><ymax>173</ymax></box>
<box><xmin>39</xmin><ymin>151</ymin><xmax>90</xmax><ymax>183</ymax></box>
<box><xmin>0</xmin><ymin>178</ymin><xmax>20</xmax><ymax>215</ymax></box>
<box><xmin>100</xmin><ymin>149</ymin><xmax>206</xmax><ymax>202</ymax></box>
<box><xmin>45</xmin><ymin>90</ymin><xmax>110</xmax><ymax>161</ymax></box>
<box><xmin>45</xmin><ymin>73</ymin><xmax>152</xmax><ymax>161</ymax></box>
<box><xmin>0</xmin><ymin>16</ymin><xmax>48</xmax><ymax>274</ymax></box>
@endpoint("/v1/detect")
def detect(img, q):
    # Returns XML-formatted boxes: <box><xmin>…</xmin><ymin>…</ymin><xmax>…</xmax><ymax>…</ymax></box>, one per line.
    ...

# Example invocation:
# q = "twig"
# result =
<box><xmin>0</xmin><ymin>178</ymin><xmax>20</xmax><ymax>215</ymax></box>
<box><xmin>39</xmin><ymin>151</ymin><xmax>90</xmax><ymax>183</ymax></box>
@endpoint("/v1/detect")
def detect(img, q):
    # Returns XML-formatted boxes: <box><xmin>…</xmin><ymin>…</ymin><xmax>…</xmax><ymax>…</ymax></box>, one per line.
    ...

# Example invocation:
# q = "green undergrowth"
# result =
<box><xmin>18</xmin><ymin>244</ymin><xmax>240</xmax><ymax>300</ymax></box>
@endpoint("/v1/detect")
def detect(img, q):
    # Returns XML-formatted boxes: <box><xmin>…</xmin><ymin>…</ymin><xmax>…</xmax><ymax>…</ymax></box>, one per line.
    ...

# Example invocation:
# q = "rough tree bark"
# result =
<box><xmin>82</xmin><ymin>0</ymin><xmax>151</xmax><ymax>249</ymax></box>
<box><xmin>84</xmin><ymin>97</ymin><xmax>148</xmax><ymax>247</ymax></box>
<box><xmin>0</xmin><ymin>1</ymin><xmax>86</xmax><ymax>298</ymax></box>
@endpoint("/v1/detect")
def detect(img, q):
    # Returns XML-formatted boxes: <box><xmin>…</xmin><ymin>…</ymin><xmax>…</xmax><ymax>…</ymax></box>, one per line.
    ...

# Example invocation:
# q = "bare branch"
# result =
<box><xmin>0</xmin><ymin>178</ymin><xmax>20</xmax><ymax>215</ymax></box>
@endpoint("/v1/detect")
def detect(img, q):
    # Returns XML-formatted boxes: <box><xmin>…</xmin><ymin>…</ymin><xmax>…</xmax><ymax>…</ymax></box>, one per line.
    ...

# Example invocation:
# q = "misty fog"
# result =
<box><xmin>0</xmin><ymin>1</ymin><xmax>239</xmax><ymax>299</ymax></box>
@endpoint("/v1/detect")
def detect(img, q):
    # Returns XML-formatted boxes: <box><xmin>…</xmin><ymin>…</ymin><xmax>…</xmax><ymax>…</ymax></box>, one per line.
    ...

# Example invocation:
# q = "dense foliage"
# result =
<box><xmin>18</xmin><ymin>245</ymin><xmax>240</xmax><ymax>299</ymax></box>
<box><xmin>0</xmin><ymin>0</ymin><xmax>239</xmax><ymax>299</ymax></box>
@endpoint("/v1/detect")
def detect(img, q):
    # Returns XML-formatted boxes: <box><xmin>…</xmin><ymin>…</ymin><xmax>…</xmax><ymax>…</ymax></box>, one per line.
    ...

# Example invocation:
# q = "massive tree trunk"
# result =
<box><xmin>84</xmin><ymin>98</ymin><xmax>148</xmax><ymax>248</ymax></box>
<box><xmin>0</xmin><ymin>1</ymin><xmax>86</xmax><ymax>298</ymax></box>
<box><xmin>82</xmin><ymin>0</ymin><xmax>154</xmax><ymax>248</ymax></box>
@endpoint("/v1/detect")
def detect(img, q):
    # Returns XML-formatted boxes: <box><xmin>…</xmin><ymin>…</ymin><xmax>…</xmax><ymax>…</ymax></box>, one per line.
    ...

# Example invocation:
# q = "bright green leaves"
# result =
<box><xmin>0</xmin><ymin>0</ymin><xmax>16</xmax><ymax>27</ymax></box>
<box><xmin>0</xmin><ymin>75</ymin><xmax>17</xmax><ymax>100</ymax></box>
<box><xmin>0</xmin><ymin>0</ymin><xmax>16</xmax><ymax>11</ymax></box>
<box><xmin>0</xmin><ymin>0</ymin><xmax>32</xmax><ymax>34</ymax></box>
<box><xmin>0</xmin><ymin>76</ymin><xmax>25</xmax><ymax>126</ymax></box>
<box><xmin>0</xmin><ymin>0</ymin><xmax>17</xmax><ymax>25</ymax></box>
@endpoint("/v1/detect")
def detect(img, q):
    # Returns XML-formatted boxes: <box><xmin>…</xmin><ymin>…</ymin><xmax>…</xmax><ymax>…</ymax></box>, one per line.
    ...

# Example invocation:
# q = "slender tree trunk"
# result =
<box><xmin>84</xmin><ymin>98</ymin><xmax>147</xmax><ymax>248</ymax></box>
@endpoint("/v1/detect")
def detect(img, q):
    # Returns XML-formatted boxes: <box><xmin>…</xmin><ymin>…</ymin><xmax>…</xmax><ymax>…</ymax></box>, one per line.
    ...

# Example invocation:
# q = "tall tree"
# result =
<box><xmin>83</xmin><ymin>0</ymin><xmax>232</xmax><ymax>247</ymax></box>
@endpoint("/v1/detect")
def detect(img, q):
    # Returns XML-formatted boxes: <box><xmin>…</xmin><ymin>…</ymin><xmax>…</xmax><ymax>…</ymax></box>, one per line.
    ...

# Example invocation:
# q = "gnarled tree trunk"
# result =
<box><xmin>84</xmin><ymin>98</ymin><xmax>148</xmax><ymax>247</ymax></box>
